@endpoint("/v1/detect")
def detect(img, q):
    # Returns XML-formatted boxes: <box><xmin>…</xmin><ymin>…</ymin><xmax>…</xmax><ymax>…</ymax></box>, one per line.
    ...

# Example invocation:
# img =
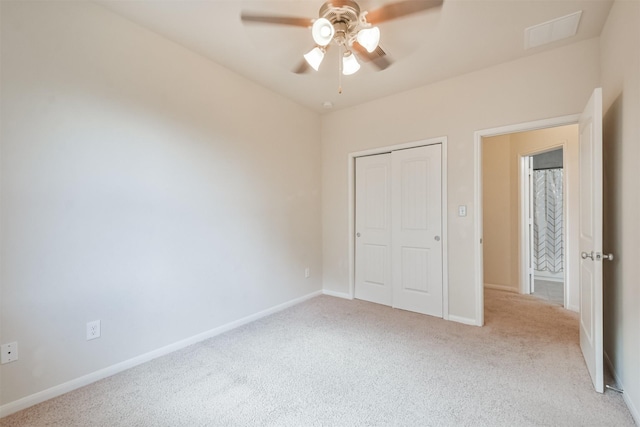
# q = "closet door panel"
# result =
<box><xmin>392</xmin><ymin>145</ymin><xmax>443</xmax><ymax>316</ymax></box>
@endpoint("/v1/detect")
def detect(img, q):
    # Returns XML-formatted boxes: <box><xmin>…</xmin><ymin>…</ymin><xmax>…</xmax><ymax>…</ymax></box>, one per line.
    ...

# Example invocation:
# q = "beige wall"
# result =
<box><xmin>600</xmin><ymin>0</ymin><xmax>640</xmax><ymax>420</ymax></box>
<box><xmin>0</xmin><ymin>1</ymin><xmax>322</xmax><ymax>407</ymax></box>
<box><xmin>482</xmin><ymin>135</ymin><xmax>514</xmax><ymax>290</ymax></box>
<box><xmin>322</xmin><ymin>38</ymin><xmax>600</xmax><ymax>323</ymax></box>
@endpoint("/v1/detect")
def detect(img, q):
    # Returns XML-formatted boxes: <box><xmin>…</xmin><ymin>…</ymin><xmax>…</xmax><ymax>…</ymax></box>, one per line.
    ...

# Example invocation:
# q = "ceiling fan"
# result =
<box><xmin>241</xmin><ymin>0</ymin><xmax>443</xmax><ymax>85</ymax></box>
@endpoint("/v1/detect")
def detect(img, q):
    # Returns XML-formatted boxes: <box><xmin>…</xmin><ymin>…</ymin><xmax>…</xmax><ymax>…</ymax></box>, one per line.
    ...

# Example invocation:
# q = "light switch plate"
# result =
<box><xmin>458</xmin><ymin>205</ymin><xmax>467</xmax><ymax>217</ymax></box>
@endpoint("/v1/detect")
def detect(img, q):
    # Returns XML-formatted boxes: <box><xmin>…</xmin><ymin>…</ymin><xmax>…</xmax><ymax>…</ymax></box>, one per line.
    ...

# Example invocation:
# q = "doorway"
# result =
<box><xmin>474</xmin><ymin>89</ymin><xmax>605</xmax><ymax>393</ymax></box>
<box><xmin>528</xmin><ymin>148</ymin><xmax>565</xmax><ymax>306</ymax></box>
<box><xmin>482</xmin><ymin>126</ymin><xmax>577</xmax><ymax>310</ymax></box>
<box><xmin>474</xmin><ymin>117</ymin><xmax>581</xmax><ymax>326</ymax></box>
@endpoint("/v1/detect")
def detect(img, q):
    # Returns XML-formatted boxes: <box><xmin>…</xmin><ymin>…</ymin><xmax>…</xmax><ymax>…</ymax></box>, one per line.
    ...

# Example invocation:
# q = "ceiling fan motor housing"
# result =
<box><xmin>318</xmin><ymin>0</ymin><xmax>366</xmax><ymax>46</ymax></box>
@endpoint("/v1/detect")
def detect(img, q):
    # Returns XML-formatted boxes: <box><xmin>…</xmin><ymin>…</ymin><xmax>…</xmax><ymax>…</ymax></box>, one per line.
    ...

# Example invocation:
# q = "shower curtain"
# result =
<box><xmin>533</xmin><ymin>168</ymin><xmax>563</xmax><ymax>274</ymax></box>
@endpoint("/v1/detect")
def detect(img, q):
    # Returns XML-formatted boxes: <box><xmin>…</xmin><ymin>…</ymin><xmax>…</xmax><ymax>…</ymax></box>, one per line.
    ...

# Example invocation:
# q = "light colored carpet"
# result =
<box><xmin>2</xmin><ymin>290</ymin><xmax>634</xmax><ymax>426</ymax></box>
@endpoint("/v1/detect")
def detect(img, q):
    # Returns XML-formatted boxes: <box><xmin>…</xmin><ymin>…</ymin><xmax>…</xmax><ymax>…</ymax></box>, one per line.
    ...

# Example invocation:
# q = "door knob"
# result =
<box><xmin>434</xmin><ymin>236</ymin><xmax>440</xmax><ymax>241</ymax></box>
<box><xmin>602</xmin><ymin>253</ymin><xmax>614</xmax><ymax>261</ymax></box>
<box><xmin>356</xmin><ymin>232</ymin><xmax>361</xmax><ymax>238</ymax></box>
<box><xmin>581</xmin><ymin>251</ymin><xmax>594</xmax><ymax>260</ymax></box>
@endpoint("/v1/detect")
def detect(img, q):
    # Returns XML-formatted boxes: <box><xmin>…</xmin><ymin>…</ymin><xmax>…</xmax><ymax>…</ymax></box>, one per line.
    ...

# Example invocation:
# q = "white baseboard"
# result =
<box><xmin>533</xmin><ymin>271</ymin><xmax>564</xmax><ymax>282</ymax></box>
<box><xmin>0</xmin><ymin>289</ymin><xmax>323</xmax><ymax>418</ymax></box>
<box><xmin>448</xmin><ymin>314</ymin><xmax>479</xmax><ymax>326</ymax></box>
<box><xmin>322</xmin><ymin>289</ymin><xmax>352</xmax><ymax>299</ymax></box>
<box><xmin>604</xmin><ymin>351</ymin><xmax>640</xmax><ymax>425</ymax></box>
<box><xmin>624</xmin><ymin>385</ymin><xmax>640</xmax><ymax>424</ymax></box>
<box><xmin>566</xmin><ymin>304</ymin><xmax>579</xmax><ymax>313</ymax></box>
<box><xmin>484</xmin><ymin>283</ymin><xmax>519</xmax><ymax>293</ymax></box>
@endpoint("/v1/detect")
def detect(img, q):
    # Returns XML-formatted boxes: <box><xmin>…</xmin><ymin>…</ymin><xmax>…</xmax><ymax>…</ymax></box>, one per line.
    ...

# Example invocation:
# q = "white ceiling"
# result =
<box><xmin>95</xmin><ymin>0</ymin><xmax>613</xmax><ymax>113</ymax></box>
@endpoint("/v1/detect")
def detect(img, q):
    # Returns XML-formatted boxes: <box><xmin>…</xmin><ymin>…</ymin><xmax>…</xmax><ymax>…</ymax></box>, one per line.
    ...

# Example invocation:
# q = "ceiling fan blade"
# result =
<box><xmin>352</xmin><ymin>42</ymin><xmax>392</xmax><ymax>71</ymax></box>
<box><xmin>365</xmin><ymin>0</ymin><xmax>443</xmax><ymax>24</ymax></box>
<box><xmin>241</xmin><ymin>12</ymin><xmax>313</xmax><ymax>28</ymax></box>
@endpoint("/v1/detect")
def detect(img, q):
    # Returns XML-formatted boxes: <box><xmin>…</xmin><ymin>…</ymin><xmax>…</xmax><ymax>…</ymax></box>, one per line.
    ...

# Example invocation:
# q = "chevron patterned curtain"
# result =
<box><xmin>533</xmin><ymin>169</ymin><xmax>563</xmax><ymax>273</ymax></box>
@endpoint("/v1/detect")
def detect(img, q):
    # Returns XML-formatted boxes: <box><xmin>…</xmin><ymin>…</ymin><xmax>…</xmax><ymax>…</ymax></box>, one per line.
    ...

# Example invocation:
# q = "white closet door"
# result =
<box><xmin>355</xmin><ymin>154</ymin><xmax>392</xmax><ymax>306</ymax></box>
<box><xmin>391</xmin><ymin>145</ymin><xmax>443</xmax><ymax>316</ymax></box>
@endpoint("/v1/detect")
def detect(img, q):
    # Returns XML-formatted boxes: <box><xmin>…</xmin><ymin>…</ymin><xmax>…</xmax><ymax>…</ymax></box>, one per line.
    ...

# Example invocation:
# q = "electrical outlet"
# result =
<box><xmin>305</xmin><ymin>267</ymin><xmax>310</xmax><ymax>278</ymax></box>
<box><xmin>1</xmin><ymin>342</ymin><xmax>18</xmax><ymax>364</ymax></box>
<box><xmin>86</xmin><ymin>320</ymin><xmax>101</xmax><ymax>341</ymax></box>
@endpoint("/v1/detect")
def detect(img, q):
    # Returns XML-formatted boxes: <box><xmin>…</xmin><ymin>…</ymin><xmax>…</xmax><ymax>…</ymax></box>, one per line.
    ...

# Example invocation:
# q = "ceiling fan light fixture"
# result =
<box><xmin>311</xmin><ymin>18</ymin><xmax>335</xmax><ymax>46</ymax></box>
<box><xmin>342</xmin><ymin>51</ymin><xmax>360</xmax><ymax>75</ymax></box>
<box><xmin>304</xmin><ymin>47</ymin><xmax>325</xmax><ymax>71</ymax></box>
<box><xmin>356</xmin><ymin>27</ymin><xmax>380</xmax><ymax>53</ymax></box>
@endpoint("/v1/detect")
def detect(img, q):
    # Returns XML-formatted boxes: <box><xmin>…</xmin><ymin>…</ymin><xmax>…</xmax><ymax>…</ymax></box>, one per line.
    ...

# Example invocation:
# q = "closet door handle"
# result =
<box><xmin>434</xmin><ymin>236</ymin><xmax>440</xmax><ymax>241</ymax></box>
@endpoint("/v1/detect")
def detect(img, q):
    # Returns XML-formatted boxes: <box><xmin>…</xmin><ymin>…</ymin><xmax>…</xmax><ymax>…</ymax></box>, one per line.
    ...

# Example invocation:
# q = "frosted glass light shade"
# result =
<box><xmin>356</xmin><ymin>27</ymin><xmax>380</xmax><ymax>53</ymax></box>
<box><xmin>311</xmin><ymin>18</ymin><xmax>335</xmax><ymax>46</ymax></box>
<box><xmin>304</xmin><ymin>47</ymin><xmax>325</xmax><ymax>71</ymax></box>
<box><xmin>342</xmin><ymin>52</ymin><xmax>360</xmax><ymax>75</ymax></box>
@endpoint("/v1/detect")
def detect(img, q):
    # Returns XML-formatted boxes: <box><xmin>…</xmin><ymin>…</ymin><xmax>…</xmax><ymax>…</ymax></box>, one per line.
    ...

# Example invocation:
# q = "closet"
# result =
<box><xmin>354</xmin><ymin>144</ymin><xmax>443</xmax><ymax>317</ymax></box>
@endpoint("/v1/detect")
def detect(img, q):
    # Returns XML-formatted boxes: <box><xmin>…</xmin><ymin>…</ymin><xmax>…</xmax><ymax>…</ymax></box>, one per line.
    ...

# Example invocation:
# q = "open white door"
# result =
<box><xmin>355</xmin><ymin>154</ymin><xmax>392</xmax><ymax>306</ymax></box>
<box><xmin>578</xmin><ymin>88</ymin><xmax>604</xmax><ymax>393</ymax></box>
<box><xmin>522</xmin><ymin>156</ymin><xmax>535</xmax><ymax>294</ymax></box>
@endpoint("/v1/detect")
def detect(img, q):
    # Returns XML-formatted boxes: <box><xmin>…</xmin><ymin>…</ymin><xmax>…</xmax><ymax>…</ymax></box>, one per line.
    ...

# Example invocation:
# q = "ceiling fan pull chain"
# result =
<box><xmin>338</xmin><ymin>44</ymin><xmax>343</xmax><ymax>94</ymax></box>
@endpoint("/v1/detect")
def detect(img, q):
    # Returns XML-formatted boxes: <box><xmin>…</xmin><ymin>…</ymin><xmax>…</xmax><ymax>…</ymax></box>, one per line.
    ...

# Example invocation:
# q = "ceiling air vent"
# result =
<box><xmin>524</xmin><ymin>10</ymin><xmax>582</xmax><ymax>50</ymax></box>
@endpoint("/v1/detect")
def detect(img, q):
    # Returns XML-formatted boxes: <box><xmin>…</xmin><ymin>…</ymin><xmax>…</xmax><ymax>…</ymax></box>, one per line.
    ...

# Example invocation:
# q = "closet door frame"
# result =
<box><xmin>347</xmin><ymin>136</ymin><xmax>449</xmax><ymax>321</ymax></box>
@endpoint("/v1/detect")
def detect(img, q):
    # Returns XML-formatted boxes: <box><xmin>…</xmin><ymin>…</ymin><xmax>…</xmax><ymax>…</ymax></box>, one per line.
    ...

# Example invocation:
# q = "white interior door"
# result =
<box><xmin>391</xmin><ymin>145</ymin><xmax>443</xmax><ymax>316</ymax></box>
<box><xmin>522</xmin><ymin>156</ymin><xmax>535</xmax><ymax>294</ymax></box>
<box><xmin>355</xmin><ymin>154</ymin><xmax>392</xmax><ymax>306</ymax></box>
<box><xmin>578</xmin><ymin>88</ymin><xmax>604</xmax><ymax>393</ymax></box>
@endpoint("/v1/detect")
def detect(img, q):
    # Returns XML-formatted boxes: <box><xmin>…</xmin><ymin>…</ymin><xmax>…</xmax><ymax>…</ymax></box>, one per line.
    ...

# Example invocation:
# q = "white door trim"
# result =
<box><xmin>348</xmin><ymin>136</ymin><xmax>449</xmax><ymax>320</ymax></box>
<box><xmin>473</xmin><ymin>115</ymin><xmax>580</xmax><ymax>326</ymax></box>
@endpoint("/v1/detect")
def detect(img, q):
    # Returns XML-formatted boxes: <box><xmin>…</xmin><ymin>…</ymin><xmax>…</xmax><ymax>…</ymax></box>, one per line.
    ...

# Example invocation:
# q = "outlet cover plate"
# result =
<box><xmin>86</xmin><ymin>320</ymin><xmax>101</xmax><ymax>340</ymax></box>
<box><xmin>1</xmin><ymin>342</ymin><xmax>18</xmax><ymax>364</ymax></box>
